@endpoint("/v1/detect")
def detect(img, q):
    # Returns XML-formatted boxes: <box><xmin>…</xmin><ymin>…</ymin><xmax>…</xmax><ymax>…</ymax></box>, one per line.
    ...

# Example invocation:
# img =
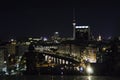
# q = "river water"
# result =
<box><xmin>1</xmin><ymin>75</ymin><xmax>120</xmax><ymax>80</ymax></box>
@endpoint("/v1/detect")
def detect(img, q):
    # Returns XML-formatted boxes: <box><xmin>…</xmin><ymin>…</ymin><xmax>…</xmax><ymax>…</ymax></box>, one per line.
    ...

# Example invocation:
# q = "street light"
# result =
<box><xmin>86</xmin><ymin>65</ymin><xmax>93</xmax><ymax>75</ymax></box>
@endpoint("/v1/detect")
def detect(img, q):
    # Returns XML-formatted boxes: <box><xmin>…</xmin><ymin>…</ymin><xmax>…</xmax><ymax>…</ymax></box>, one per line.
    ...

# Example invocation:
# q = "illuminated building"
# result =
<box><xmin>0</xmin><ymin>48</ymin><xmax>5</xmax><ymax>71</ymax></box>
<box><xmin>97</xmin><ymin>34</ymin><xmax>102</xmax><ymax>41</ymax></box>
<box><xmin>6</xmin><ymin>43</ymin><xmax>16</xmax><ymax>55</ymax></box>
<box><xmin>51</xmin><ymin>32</ymin><xmax>61</xmax><ymax>43</ymax></box>
<box><xmin>73</xmin><ymin>26</ymin><xmax>90</xmax><ymax>41</ymax></box>
<box><xmin>0</xmin><ymin>46</ymin><xmax>8</xmax><ymax>74</ymax></box>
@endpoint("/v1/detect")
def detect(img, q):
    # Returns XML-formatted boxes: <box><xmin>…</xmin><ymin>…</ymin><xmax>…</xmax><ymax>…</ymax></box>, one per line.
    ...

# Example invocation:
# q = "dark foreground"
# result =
<box><xmin>0</xmin><ymin>75</ymin><xmax>120</xmax><ymax>80</ymax></box>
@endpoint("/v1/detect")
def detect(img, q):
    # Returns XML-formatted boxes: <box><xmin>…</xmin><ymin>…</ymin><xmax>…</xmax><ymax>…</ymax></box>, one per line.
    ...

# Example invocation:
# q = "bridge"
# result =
<box><xmin>42</xmin><ymin>52</ymin><xmax>80</xmax><ymax>65</ymax></box>
<box><xmin>17</xmin><ymin>50</ymin><xmax>86</xmax><ymax>75</ymax></box>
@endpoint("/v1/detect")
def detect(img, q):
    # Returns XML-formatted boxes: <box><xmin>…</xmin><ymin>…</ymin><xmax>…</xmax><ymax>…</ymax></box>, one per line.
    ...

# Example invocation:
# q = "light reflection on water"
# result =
<box><xmin>1</xmin><ymin>75</ymin><xmax>120</xmax><ymax>80</ymax></box>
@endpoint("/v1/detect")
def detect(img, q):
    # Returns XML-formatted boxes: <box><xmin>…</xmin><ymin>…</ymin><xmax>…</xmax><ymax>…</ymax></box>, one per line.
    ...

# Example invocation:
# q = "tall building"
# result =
<box><xmin>72</xmin><ymin>9</ymin><xmax>90</xmax><ymax>41</ymax></box>
<box><xmin>51</xmin><ymin>32</ymin><xmax>61</xmax><ymax>43</ymax></box>
<box><xmin>73</xmin><ymin>26</ymin><xmax>90</xmax><ymax>41</ymax></box>
<box><xmin>52</xmin><ymin>32</ymin><xmax>60</xmax><ymax>40</ymax></box>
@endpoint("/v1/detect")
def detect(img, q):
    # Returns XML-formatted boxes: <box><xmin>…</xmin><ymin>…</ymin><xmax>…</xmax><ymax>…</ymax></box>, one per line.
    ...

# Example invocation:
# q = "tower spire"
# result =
<box><xmin>72</xmin><ymin>8</ymin><xmax>76</xmax><ymax>26</ymax></box>
<box><xmin>73</xmin><ymin>8</ymin><xmax>76</xmax><ymax>40</ymax></box>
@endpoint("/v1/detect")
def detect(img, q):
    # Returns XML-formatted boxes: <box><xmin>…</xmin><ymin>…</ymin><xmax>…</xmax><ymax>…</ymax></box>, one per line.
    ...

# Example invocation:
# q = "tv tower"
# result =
<box><xmin>73</xmin><ymin>8</ymin><xmax>76</xmax><ymax>40</ymax></box>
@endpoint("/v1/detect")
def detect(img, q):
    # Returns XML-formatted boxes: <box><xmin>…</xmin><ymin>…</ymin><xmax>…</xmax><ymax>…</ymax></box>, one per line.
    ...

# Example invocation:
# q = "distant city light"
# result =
<box><xmin>55</xmin><ymin>32</ymin><xmax>59</xmax><ymax>34</ymax></box>
<box><xmin>33</xmin><ymin>38</ymin><xmax>41</xmax><ymax>41</ymax></box>
<box><xmin>80</xmin><ymin>67</ymin><xmax>84</xmax><ymax>72</ymax></box>
<box><xmin>8</xmin><ymin>54</ymin><xmax>10</xmax><ymax>57</ymax></box>
<box><xmin>30</xmin><ymin>41</ymin><xmax>33</xmax><ymax>43</ymax></box>
<box><xmin>102</xmin><ymin>47</ymin><xmax>106</xmax><ymax>51</ymax></box>
<box><xmin>88</xmin><ymin>76</ymin><xmax>92</xmax><ymax>80</ymax></box>
<box><xmin>2</xmin><ymin>67</ymin><xmax>7</xmax><ymax>72</ymax></box>
<box><xmin>97</xmin><ymin>35</ymin><xmax>102</xmax><ymax>41</ymax></box>
<box><xmin>66</xmin><ymin>61</ymin><xmax>68</xmax><ymax>64</ymax></box>
<box><xmin>26</xmin><ymin>42</ymin><xmax>31</xmax><ymax>45</ymax></box>
<box><xmin>11</xmin><ymin>39</ymin><xmax>14</xmax><ymax>42</ymax></box>
<box><xmin>11</xmin><ymin>70</ymin><xmax>14</xmax><ymax>73</ymax></box>
<box><xmin>43</xmin><ymin>37</ymin><xmax>48</xmax><ymax>41</ymax></box>
<box><xmin>62</xmin><ymin>60</ymin><xmax>65</xmax><ymax>64</ymax></box>
<box><xmin>73</xmin><ymin>22</ymin><xmax>76</xmax><ymax>25</ymax></box>
<box><xmin>28</xmin><ymin>38</ymin><xmax>32</xmax><ymax>40</ymax></box>
<box><xmin>4</xmin><ymin>61</ymin><xmax>7</xmax><ymax>64</ymax></box>
<box><xmin>76</xmin><ymin>67</ymin><xmax>80</xmax><ymax>71</ymax></box>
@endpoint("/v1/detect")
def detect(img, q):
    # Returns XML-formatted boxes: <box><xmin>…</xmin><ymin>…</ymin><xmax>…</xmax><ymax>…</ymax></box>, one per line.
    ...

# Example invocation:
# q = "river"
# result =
<box><xmin>1</xmin><ymin>75</ymin><xmax>120</xmax><ymax>80</ymax></box>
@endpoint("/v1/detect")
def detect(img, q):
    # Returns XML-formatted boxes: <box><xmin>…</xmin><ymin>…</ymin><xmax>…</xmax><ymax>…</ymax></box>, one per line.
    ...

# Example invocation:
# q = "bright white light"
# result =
<box><xmin>59</xmin><ymin>59</ymin><xmax>62</xmax><ymax>64</ymax></box>
<box><xmin>45</xmin><ymin>55</ymin><xmax>48</xmax><ymax>61</ymax></box>
<box><xmin>55</xmin><ymin>32</ymin><xmax>59</xmax><ymax>34</ymax></box>
<box><xmin>66</xmin><ymin>61</ymin><xmax>68</xmax><ymax>64</ymax></box>
<box><xmin>11</xmin><ymin>39</ymin><xmax>14</xmax><ymax>42</ymax></box>
<box><xmin>28</xmin><ymin>38</ymin><xmax>32</xmax><ymax>40</ymax></box>
<box><xmin>88</xmin><ymin>76</ymin><xmax>92</xmax><ymax>80</ymax></box>
<box><xmin>26</xmin><ymin>42</ymin><xmax>31</xmax><ymax>45</ymax></box>
<box><xmin>4</xmin><ymin>61</ymin><xmax>7</xmax><ymax>64</ymax></box>
<box><xmin>86</xmin><ymin>65</ymin><xmax>93</xmax><ymax>74</ymax></box>
<box><xmin>62</xmin><ymin>60</ymin><xmax>65</xmax><ymax>64</ymax></box>
<box><xmin>8</xmin><ymin>54</ymin><xmax>10</xmax><ymax>57</ymax></box>
<box><xmin>5</xmin><ymin>72</ymin><xmax>9</xmax><ymax>75</ymax></box>
<box><xmin>76</xmin><ymin>67</ymin><xmax>80</xmax><ymax>71</ymax></box>
<box><xmin>11</xmin><ymin>70</ymin><xmax>14</xmax><ymax>73</ymax></box>
<box><xmin>80</xmin><ymin>67</ymin><xmax>84</xmax><ymax>72</ymax></box>
<box><xmin>16</xmin><ymin>63</ymin><xmax>19</xmax><ymax>68</ymax></box>
<box><xmin>25</xmin><ymin>65</ymin><xmax>27</xmax><ymax>69</ymax></box>
<box><xmin>19</xmin><ymin>56</ymin><xmax>22</xmax><ymax>59</ymax></box>
<box><xmin>2</xmin><ymin>67</ymin><xmax>7</xmax><ymax>72</ymax></box>
<box><xmin>43</xmin><ymin>37</ymin><xmax>48</xmax><ymax>41</ymax></box>
<box><xmin>73</xmin><ymin>23</ymin><xmax>76</xmax><ymax>26</ymax></box>
<box><xmin>75</xmin><ymin>26</ymin><xmax>89</xmax><ymax>29</ymax></box>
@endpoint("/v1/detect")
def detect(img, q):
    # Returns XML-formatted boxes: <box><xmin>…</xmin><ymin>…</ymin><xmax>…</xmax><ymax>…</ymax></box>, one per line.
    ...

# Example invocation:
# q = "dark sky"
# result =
<box><xmin>0</xmin><ymin>0</ymin><xmax>120</xmax><ymax>40</ymax></box>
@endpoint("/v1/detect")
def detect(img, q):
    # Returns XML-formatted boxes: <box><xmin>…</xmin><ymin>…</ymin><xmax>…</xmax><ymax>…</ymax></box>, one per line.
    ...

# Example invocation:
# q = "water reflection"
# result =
<box><xmin>1</xmin><ymin>75</ymin><xmax>120</xmax><ymax>80</ymax></box>
<box><xmin>87</xmin><ymin>76</ymin><xmax>91</xmax><ymax>80</ymax></box>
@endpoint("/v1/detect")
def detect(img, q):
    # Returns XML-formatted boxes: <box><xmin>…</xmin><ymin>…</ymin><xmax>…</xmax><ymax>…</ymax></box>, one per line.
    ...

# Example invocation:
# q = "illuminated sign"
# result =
<box><xmin>75</xmin><ymin>26</ymin><xmax>89</xmax><ymax>28</ymax></box>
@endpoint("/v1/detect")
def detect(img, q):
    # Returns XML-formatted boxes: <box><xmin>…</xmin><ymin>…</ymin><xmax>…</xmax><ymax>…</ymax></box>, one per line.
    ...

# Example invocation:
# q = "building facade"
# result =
<box><xmin>73</xmin><ymin>26</ymin><xmax>90</xmax><ymax>41</ymax></box>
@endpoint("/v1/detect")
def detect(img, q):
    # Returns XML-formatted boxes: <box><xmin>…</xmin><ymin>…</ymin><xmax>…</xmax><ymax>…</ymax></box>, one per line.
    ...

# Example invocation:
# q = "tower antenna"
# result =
<box><xmin>73</xmin><ymin>8</ymin><xmax>76</xmax><ymax>26</ymax></box>
<box><xmin>73</xmin><ymin>8</ymin><xmax>76</xmax><ymax>39</ymax></box>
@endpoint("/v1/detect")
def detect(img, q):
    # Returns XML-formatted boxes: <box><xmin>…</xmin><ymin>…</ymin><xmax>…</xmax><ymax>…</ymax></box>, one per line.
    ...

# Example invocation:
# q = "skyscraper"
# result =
<box><xmin>73</xmin><ymin>26</ymin><xmax>90</xmax><ymax>41</ymax></box>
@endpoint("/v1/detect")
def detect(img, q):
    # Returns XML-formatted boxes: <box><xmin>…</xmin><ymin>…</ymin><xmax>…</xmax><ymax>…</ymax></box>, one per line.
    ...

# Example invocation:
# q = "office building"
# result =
<box><xmin>73</xmin><ymin>26</ymin><xmax>90</xmax><ymax>41</ymax></box>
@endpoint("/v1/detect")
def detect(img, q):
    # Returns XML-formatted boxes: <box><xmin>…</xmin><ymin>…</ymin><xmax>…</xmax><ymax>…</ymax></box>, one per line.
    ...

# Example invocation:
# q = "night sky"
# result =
<box><xmin>0</xmin><ymin>0</ymin><xmax>120</xmax><ymax>40</ymax></box>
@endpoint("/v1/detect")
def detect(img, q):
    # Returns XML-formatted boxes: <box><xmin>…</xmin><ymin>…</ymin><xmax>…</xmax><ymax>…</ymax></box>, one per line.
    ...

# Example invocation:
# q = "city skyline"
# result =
<box><xmin>0</xmin><ymin>0</ymin><xmax>120</xmax><ymax>40</ymax></box>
